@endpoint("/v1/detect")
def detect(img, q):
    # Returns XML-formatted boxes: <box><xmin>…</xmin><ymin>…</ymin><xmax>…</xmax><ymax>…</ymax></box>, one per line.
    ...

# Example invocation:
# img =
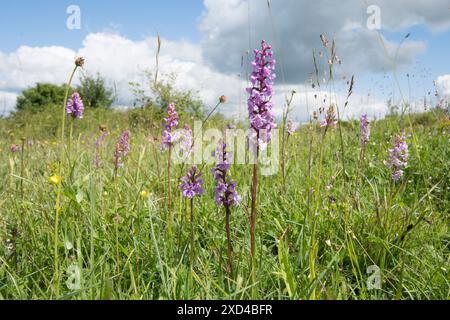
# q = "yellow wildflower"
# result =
<box><xmin>140</xmin><ymin>190</ymin><xmax>149</xmax><ymax>199</ymax></box>
<box><xmin>48</xmin><ymin>175</ymin><xmax>62</xmax><ymax>185</ymax></box>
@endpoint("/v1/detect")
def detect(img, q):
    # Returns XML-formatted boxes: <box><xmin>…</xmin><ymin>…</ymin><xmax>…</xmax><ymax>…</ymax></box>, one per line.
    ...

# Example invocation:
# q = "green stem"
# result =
<box><xmin>20</xmin><ymin>139</ymin><xmax>25</xmax><ymax>199</ymax></box>
<box><xmin>53</xmin><ymin>65</ymin><xmax>78</xmax><ymax>297</ymax></box>
<box><xmin>310</xmin><ymin>128</ymin><xmax>327</xmax><ymax>299</ymax></box>
<box><xmin>250</xmin><ymin>159</ymin><xmax>258</xmax><ymax>298</ymax></box>
<box><xmin>189</xmin><ymin>198</ymin><xmax>195</xmax><ymax>269</ymax></box>
<box><xmin>167</xmin><ymin>145</ymin><xmax>173</xmax><ymax>234</ymax></box>
<box><xmin>225</xmin><ymin>205</ymin><xmax>233</xmax><ymax>279</ymax></box>
<box><xmin>68</xmin><ymin>119</ymin><xmax>74</xmax><ymax>170</ymax></box>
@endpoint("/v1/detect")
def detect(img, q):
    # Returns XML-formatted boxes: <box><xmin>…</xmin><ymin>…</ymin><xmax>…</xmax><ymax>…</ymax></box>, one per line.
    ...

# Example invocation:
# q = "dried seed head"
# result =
<box><xmin>320</xmin><ymin>34</ymin><xmax>329</xmax><ymax>48</ymax></box>
<box><xmin>75</xmin><ymin>57</ymin><xmax>85</xmax><ymax>68</ymax></box>
<box><xmin>219</xmin><ymin>95</ymin><xmax>227</xmax><ymax>104</ymax></box>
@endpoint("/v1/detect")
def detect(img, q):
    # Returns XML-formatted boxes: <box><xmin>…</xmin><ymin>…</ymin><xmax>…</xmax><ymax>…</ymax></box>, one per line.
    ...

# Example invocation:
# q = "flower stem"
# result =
<box><xmin>250</xmin><ymin>149</ymin><xmax>258</xmax><ymax>295</ymax></box>
<box><xmin>189</xmin><ymin>198</ymin><xmax>195</xmax><ymax>269</ymax></box>
<box><xmin>225</xmin><ymin>205</ymin><xmax>233</xmax><ymax>279</ymax></box>
<box><xmin>20</xmin><ymin>139</ymin><xmax>25</xmax><ymax>199</ymax></box>
<box><xmin>167</xmin><ymin>145</ymin><xmax>173</xmax><ymax>233</ymax></box>
<box><xmin>250</xmin><ymin>162</ymin><xmax>258</xmax><ymax>259</ymax></box>
<box><xmin>310</xmin><ymin>129</ymin><xmax>327</xmax><ymax>300</ymax></box>
<box><xmin>54</xmin><ymin>65</ymin><xmax>77</xmax><ymax>297</ymax></box>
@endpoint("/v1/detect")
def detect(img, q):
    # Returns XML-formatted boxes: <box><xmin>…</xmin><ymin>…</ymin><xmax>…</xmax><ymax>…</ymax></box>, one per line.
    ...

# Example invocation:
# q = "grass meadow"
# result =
<box><xmin>0</xmin><ymin>42</ymin><xmax>449</xmax><ymax>300</ymax></box>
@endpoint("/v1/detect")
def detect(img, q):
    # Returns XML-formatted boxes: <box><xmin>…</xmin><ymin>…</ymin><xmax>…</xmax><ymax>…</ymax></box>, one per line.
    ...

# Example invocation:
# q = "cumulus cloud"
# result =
<box><xmin>0</xmin><ymin>46</ymin><xmax>76</xmax><ymax>91</ymax></box>
<box><xmin>0</xmin><ymin>31</ymin><xmax>425</xmax><ymax>120</ymax></box>
<box><xmin>373</xmin><ymin>0</ymin><xmax>450</xmax><ymax>32</ymax></box>
<box><xmin>0</xmin><ymin>91</ymin><xmax>18</xmax><ymax>116</ymax></box>
<box><xmin>0</xmin><ymin>32</ymin><xmax>244</xmax><ymax>116</ymax></box>
<box><xmin>436</xmin><ymin>74</ymin><xmax>450</xmax><ymax>98</ymax></box>
<box><xmin>199</xmin><ymin>0</ymin><xmax>448</xmax><ymax>83</ymax></box>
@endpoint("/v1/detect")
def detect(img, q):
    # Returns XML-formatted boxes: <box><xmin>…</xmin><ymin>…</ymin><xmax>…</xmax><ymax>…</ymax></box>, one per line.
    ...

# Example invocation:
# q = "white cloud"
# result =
<box><xmin>0</xmin><ymin>33</ymin><xmax>242</xmax><ymax>115</ymax></box>
<box><xmin>436</xmin><ymin>74</ymin><xmax>450</xmax><ymax>98</ymax></box>
<box><xmin>199</xmin><ymin>0</ymin><xmax>448</xmax><ymax>83</ymax></box>
<box><xmin>4</xmin><ymin>0</ymin><xmax>450</xmax><ymax>119</ymax></box>
<box><xmin>374</xmin><ymin>0</ymin><xmax>450</xmax><ymax>32</ymax></box>
<box><xmin>0</xmin><ymin>31</ymin><xmax>393</xmax><ymax>120</ymax></box>
<box><xmin>0</xmin><ymin>46</ymin><xmax>76</xmax><ymax>91</ymax></box>
<box><xmin>0</xmin><ymin>91</ymin><xmax>18</xmax><ymax>116</ymax></box>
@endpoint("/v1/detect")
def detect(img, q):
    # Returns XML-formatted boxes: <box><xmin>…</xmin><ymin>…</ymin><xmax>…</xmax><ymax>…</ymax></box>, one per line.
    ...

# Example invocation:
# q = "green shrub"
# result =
<box><xmin>76</xmin><ymin>73</ymin><xmax>115</xmax><ymax>109</ymax></box>
<box><xmin>16</xmin><ymin>83</ymin><xmax>70</xmax><ymax>113</ymax></box>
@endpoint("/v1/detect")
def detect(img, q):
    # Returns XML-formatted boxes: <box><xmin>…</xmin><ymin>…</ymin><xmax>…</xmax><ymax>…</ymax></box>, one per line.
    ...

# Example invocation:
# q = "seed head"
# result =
<box><xmin>75</xmin><ymin>57</ymin><xmax>85</xmax><ymax>68</ymax></box>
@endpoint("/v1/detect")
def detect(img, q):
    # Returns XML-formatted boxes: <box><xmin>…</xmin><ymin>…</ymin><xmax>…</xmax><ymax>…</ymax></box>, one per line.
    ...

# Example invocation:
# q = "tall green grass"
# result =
<box><xmin>0</xmin><ymin>107</ymin><xmax>448</xmax><ymax>299</ymax></box>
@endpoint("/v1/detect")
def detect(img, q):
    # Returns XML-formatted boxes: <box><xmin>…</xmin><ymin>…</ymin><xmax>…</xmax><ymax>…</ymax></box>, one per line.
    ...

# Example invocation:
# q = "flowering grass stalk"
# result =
<box><xmin>247</xmin><ymin>40</ymin><xmax>276</xmax><ymax>287</ymax></box>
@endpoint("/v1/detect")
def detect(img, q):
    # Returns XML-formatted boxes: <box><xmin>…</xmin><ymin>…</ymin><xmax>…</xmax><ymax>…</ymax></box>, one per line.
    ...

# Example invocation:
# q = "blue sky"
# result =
<box><xmin>358</xmin><ymin>27</ymin><xmax>450</xmax><ymax>105</ymax></box>
<box><xmin>1</xmin><ymin>0</ymin><xmax>204</xmax><ymax>52</ymax></box>
<box><xmin>1</xmin><ymin>0</ymin><xmax>449</xmax><ymax>119</ymax></box>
